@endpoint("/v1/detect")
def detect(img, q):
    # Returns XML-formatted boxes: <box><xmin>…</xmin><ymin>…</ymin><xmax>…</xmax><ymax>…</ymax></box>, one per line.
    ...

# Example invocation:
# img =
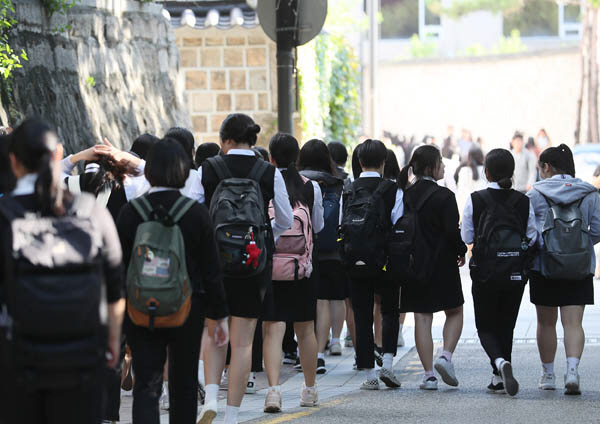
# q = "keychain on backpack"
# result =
<box><xmin>244</xmin><ymin>228</ymin><xmax>262</xmax><ymax>269</ymax></box>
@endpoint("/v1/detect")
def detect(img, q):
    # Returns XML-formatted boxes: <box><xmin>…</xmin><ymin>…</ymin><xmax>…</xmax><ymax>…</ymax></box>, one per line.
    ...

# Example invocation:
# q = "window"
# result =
<box><xmin>503</xmin><ymin>0</ymin><xmax>558</xmax><ymax>37</ymax></box>
<box><xmin>381</xmin><ymin>0</ymin><xmax>419</xmax><ymax>39</ymax></box>
<box><xmin>559</xmin><ymin>3</ymin><xmax>582</xmax><ymax>38</ymax></box>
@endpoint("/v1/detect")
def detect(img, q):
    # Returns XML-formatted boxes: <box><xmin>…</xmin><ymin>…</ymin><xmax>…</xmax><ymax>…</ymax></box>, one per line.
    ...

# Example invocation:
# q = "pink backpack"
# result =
<box><xmin>269</xmin><ymin>196</ymin><xmax>314</xmax><ymax>282</ymax></box>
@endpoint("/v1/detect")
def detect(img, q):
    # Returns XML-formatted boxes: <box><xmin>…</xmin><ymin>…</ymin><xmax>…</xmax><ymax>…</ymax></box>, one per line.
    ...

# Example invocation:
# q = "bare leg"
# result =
<box><xmin>399</xmin><ymin>313</ymin><xmax>406</xmax><ymax>326</ymax></box>
<box><xmin>536</xmin><ymin>306</ymin><xmax>558</xmax><ymax>364</ymax></box>
<box><xmin>414</xmin><ymin>313</ymin><xmax>434</xmax><ymax>372</ymax></box>
<box><xmin>560</xmin><ymin>306</ymin><xmax>585</xmax><ymax>359</ymax></box>
<box><xmin>227</xmin><ymin>317</ymin><xmax>258</xmax><ymax>407</ymax></box>
<box><xmin>345</xmin><ymin>298</ymin><xmax>356</xmax><ymax>347</ymax></box>
<box><xmin>202</xmin><ymin>322</ymin><xmax>227</xmax><ymax>386</ymax></box>
<box><xmin>330</xmin><ymin>300</ymin><xmax>346</xmax><ymax>341</ymax></box>
<box><xmin>442</xmin><ymin>306</ymin><xmax>463</xmax><ymax>354</ymax></box>
<box><xmin>316</xmin><ymin>299</ymin><xmax>331</xmax><ymax>353</ymax></box>
<box><xmin>373</xmin><ymin>295</ymin><xmax>382</xmax><ymax>348</ymax></box>
<box><xmin>295</xmin><ymin>321</ymin><xmax>318</xmax><ymax>387</ymax></box>
<box><xmin>262</xmin><ymin>321</ymin><xmax>286</xmax><ymax>387</ymax></box>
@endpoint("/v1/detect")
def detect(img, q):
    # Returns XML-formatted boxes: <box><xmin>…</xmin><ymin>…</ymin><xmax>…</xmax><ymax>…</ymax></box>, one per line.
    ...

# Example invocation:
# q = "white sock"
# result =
<box><xmin>248</xmin><ymin>372</ymin><xmax>255</xmax><ymax>381</ymax></box>
<box><xmin>162</xmin><ymin>381</ymin><xmax>169</xmax><ymax>396</ymax></box>
<box><xmin>492</xmin><ymin>374</ymin><xmax>503</xmax><ymax>385</ymax></box>
<box><xmin>383</xmin><ymin>353</ymin><xmax>393</xmax><ymax>370</ymax></box>
<box><xmin>223</xmin><ymin>405</ymin><xmax>240</xmax><ymax>424</ymax></box>
<box><xmin>362</xmin><ymin>368</ymin><xmax>377</xmax><ymax>380</ymax></box>
<box><xmin>567</xmin><ymin>357</ymin><xmax>580</xmax><ymax>372</ymax></box>
<box><xmin>542</xmin><ymin>362</ymin><xmax>554</xmax><ymax>375</ymax></box>
<box><xmin>331</xmin><ymin>337</ymin><xmax>340</xmax><ymax>345</ymax></box>
<box><xmin>269</xmin><ymin>385</ymin><xmax>281</xmax><ymax>392</ymax></box>
<box><xmin>494</xmin><ymin>357</ymin><xmax>505</xmax><ymax>370</ymax></box>
<box><xmin>441</xmin><ymin>350</ymin><xmax>453</xmax><ymax>362</ymax></box>
<box><xmin>317</xmin><ymin>352</ymin><xmax>325</xmax><ymax>360</ymax></box>
<box><xmin>205</xmin><ymin>384</ymin><xmax>219</xmax><ymax>404</ymax></box>
<box><xmin>198</xmin><ymin>360</ymin><xmax>205</xmax><ymax>386</ymax></box>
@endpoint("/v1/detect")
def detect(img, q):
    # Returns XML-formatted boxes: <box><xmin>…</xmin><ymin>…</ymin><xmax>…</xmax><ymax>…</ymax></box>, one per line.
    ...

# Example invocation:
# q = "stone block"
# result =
<box><xmin>205</xmin><ymin>37</ymin><xmax>224</xmax><ymax>46</ymax></box>
<box><xmin>191</xmin><ymin>93</ymin><xmax>213</xmax><ymax>113</ymax></box>
<box><xmin>202</xmin><ymin>49</ymin><xmax>222</xmax><ymax>67</ymax></box>
<box><xmin>186</xmin><ymin>70</ymin><xmax>207</xmax><ymax>89</ymax></box>
<box><xmin>158</xmin><ymin>49</ymin><xmax>169</xmax><ymax>73</ymax></box>
<box><xmin>249</xmin><ymin>70</ymin><xmax>267</xmax><ymax>90</ymax></box>
<box><xmin>224</xmin><ymin>48</ymin><xmax>243</xmax><ymax>67</ymax></box>
<box><xmin>227</xmin><ymin>36</ymin><xmax>245</xmax><ymax>45</ymax></box>
<box><xmin>247</xmin><ymin>47</ymin><xmax>267</xmax><ymax>67</ymax></box>
<box><xmin>90</xmin><ymin>14</ymin><xmax>105</xmax><ymax>44</ymax></box>
<box><xmin>235</xmin><ymin>93</ymin><xmax>254</xmax><ymax>111</ymax></box>
<box><xmin>192</xmin><ymin>115</ymin><xmax>208</xmax><ymax>133</ymax></box>
<box><xmin>258</xmin><ymin>93</ymin><xmax>269</xmax><ymax>111</ymax></box>
<box><xmin>70</xmin><ymin>16</ymin><xmax>92</xmax><ymax>39</ymax></box>
<box><xmin>211</xmin><ymin>114</ymin><xmax>229</xmax><ymax>132</ymax></box>
<box><xmin>180</xmin><ymin>48</ymin><xmax>197</xmax><ymax>67</ymax></box>
<box><xmin>210</xmin><ymin>71</ymin><xmax>227</xmax><ymax>90</ymax></box>
<box><xmin>16</xmin><ymin>2</ymin><xmax>43</xmax><ymax>27</ymax></box>
<box><xmin>104</xmin><ymin>16</ymin><xmax>120</xmax><ymax>45</ymax></box>
<box><xmin>54</xmin><ymin>46</ymin><xmax>78</xmax><ymax>71</ymax></box>
<box><xmin>229</xmin><ymin>70</ymin><xmax>246</xmax><ymax>90</ymax></box>
<box><xmin>248</xmin><ymin>34</ymin><xmax>266</xmax><ymax>45</ymax></box>
<box><xmin>216</xmin><ymin>94</ymin><xmax>232</xmax><ymax>111</ymax></box>
<box><xmin>183</xmin><ymin>37</ymin><xmax>203</xmax><ymax>46</ymax></box>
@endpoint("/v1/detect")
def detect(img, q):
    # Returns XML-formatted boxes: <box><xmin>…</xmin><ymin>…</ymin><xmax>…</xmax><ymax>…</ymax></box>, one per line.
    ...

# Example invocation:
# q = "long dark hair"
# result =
<box><xmin>384</xmin><ymin>149</ymin><xmax>400</xmax><ymax>181</ymax></box>
<box><xmin>220</xmin><ymin>113</ymin><xmax>261</xmax><ymax>147</ymax></box>
<box><xmin>9</xmin><ymin>118</ymin><xmax>66</xmax><ymax>215</ymax></box>
<box><xmin>297</xmin><ymin>139</ymin><xmax>337</xmax><ymax>175</ymax></box>
<box><xmin>351</xmin><ymin>143</ymin><xmax>363</xmax><ymax>180</ymax></box>
<box><xmin>83</xmin><ymin>157</ymin><xmax>140</xmax><ymax>196</ymax></box>
<box><xmin>484</xmin><ymin>148</ymin><xmax>514</xmax><ymax>189</ymax></box>
<box><xmin>269</xmin><ymin>133</ymin><xmax>307</xmax><ymax>208</ymax></box>
<box><xmin>166</xmin><ymin>127</ymin><xmax>196</xmax><ymax>170</ymax></box>
<box><xmin>0</xmin><ymin>134</ymin><xmax>16</xmax><ymax>195</ymax></box>
<box><xmin>539</xmin><ymin>144</ymin><xmax>575</xmax><ymax>177</ymax></box>
<box><xmin>454</xmin><ymin>146</ymin><xmax>484</xmax><ymax>184</ymax></box>
<box><xmin>398</xmin><ymin>145</ymin><xmax>442</xmax><ymax>190</ymax></box>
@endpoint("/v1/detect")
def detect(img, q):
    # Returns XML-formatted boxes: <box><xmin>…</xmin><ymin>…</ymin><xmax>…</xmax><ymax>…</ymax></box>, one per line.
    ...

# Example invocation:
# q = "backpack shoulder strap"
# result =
<box><xmin>67</xmin><ymin>175</ymin><xmax>81</xmax><ymax>195</ymax></box>
<box><xmin>248</xmin><ymin>159</ymin><xmax>270</xmax><ymax>182</ymax></box>
<box><xmin>477</xmin><ymin>189</ymin><xmax>496</xmax><ymax>210</ymax></box>
<box><xmin>207</xmin><ymin>156</ymin><xmax>233</xmax><ymax>181</ymax></box>
<box><xmin>169</xmin><ymin>196</ymin><xmax>197</xmax><ymax>224</ymax></box>
<box><xmin>415</xmin><ymin>185</ymin><xmax>438</xmax><ymax>211</ymax></box>
<box><xmin>96</xmin><ymin>188</ymin><xmax>112</xmax><ymax>208</ymax></box>
<box><xmin>130</xmin><ymin>196</ymin><xmax>153</xmax><ymax>222</ymax></box>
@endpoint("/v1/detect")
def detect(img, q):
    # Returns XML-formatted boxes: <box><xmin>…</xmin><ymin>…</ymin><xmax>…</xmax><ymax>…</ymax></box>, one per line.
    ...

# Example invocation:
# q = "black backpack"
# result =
<box><xmin>207</xmin><ymin>156</ymin><xmax>271</xmax><ymax>279</ymax></box>
<box><xmin>470</xmin><ymin>190</ymin><xmax>531</xmax><ymax>283</ymax></box>
<box><xmin>0</xmin><ymin>194</ymin><xmax>105</xmax><ymax>386</ymax></box>
<box><xmin>386</xmin><ymin>184</ymin><xmax>438</xmax><ymax>287</ymax></box>
<box><xmin>340</xmin><ymin>179</ymin><xmax>394</xmax><ymax>278</ymax></box>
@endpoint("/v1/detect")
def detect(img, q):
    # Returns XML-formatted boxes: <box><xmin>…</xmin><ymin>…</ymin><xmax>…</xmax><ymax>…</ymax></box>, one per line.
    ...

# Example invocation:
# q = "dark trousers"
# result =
<box><xmin>282</xmin><ymin>321</ymin><xmax>298</xmax><ymax>354</ymax></box>
<box><xmin>472</xmin><ymin>281</ymin><xmax>525</xmax><ymax>375</ymax></box>
<box><xmin>102</xmin><ymin>333</ymin><xmax>126</xmax><ymax>421</ymax></box>
<box><xmin>350</xmin><ymin>278</ymin><xmax>400</xmax><ymax>369</ymax></box>
<box><xmin>126</xmin><ymin>299</ymin><xmax>204</xmax><ymax>424</ymax></box>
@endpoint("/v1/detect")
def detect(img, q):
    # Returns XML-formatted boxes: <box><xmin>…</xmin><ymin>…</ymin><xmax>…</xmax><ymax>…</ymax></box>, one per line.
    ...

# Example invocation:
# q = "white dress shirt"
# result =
<box><xmin>12</xmin><ymin>173</ymin><xmax>38</xmax><ymax>196</ymax></box>
<box><xmin>461</xmin><ymin>182</ymin><xmax>538</xmax><ymax>245</ymax></box>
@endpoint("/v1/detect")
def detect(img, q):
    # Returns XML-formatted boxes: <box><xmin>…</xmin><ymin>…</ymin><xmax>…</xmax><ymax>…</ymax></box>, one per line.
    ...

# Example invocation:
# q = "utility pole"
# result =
<box><xmin>276</xmin><ymin>0</ymin><xmax>298</xmax><ymax>135</ymax></box>
<box><xmin>367</xmin><ymin>0</ymin><xmax>379</xmax><ymax>138</ymax></box>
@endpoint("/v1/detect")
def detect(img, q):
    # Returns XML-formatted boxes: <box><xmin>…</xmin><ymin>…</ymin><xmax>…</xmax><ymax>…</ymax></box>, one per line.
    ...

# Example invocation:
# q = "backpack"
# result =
<box><xmin>0</xmin><ymin>194</ymin><xmax>105</xmax><ymax>379</ymax></box>
<box><xmin>386</xmin><ymin>184</ymin><xmax>438</xmax><ymax>286</ymax></box>
<box><xmin>207</xmin><ymin>156</ymin><xmax>270</xmax><ymax>278</ymax></box>
<box><xmin>340</xmin><ymin>179</ymin><xmax>394</xmax><ymax>278</ymax></box>
<box><xmin>538</xmin><ymin>193</ymin><xmax>592</xmax><ymax>280</ymax></box>
<box><xmin>315</xmin><ymin>184</ymin><xmax>342</xmax><ymax>254</ymax></box>
<box><xmin>269</xmin><ymin>199</ymin><xmax>313</xmax><ymax>281</ymax></box>
<box><xmin>67</xmin><ymin>175</ymin><xmax>112</xmax><ymax>208</ymax></box>
<box><xmin>469</xmin><ymin>190</ymin><xmax>531</xmax><ymax>284</ymax></box>
<box><xmin>126</xmin><ymin>196</ymin><xmax>196</xmax><ymax>330</ymax></box>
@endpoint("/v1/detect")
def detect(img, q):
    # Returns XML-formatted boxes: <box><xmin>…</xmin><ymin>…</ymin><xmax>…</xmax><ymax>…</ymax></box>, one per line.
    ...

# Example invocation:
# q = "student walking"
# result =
<box><xmin>511</xmin><ymin>132</ymin><xmax>537</xmax><ymax>193</ymax></box>
<box><xmin>0</xmin><ymin>118</ymin><xmax>125</xmax><ymax>424</ymax></box>
<box><xmin>298</xmin><ymin>139</ymin><xmax>346</xmax><ymax>372</ymax></box>
<box><xmin>197</xmin><ymin>114</ymin><xmax>293</xmax><ymax>424</ymax></box>
<box><xmin>461</xmin><ymin>149</ymin><xmax>538</xmax><ymax>396</ymax></box>
<box><xmin>398</xmin><ymin>145</ymin><xmax>467</xmax><ymax>391</ymax></box>
<box><xmin>340</xmin><ymin>139</ymin><xmax>404</xmax><ymax>390</ymax></box>
<box><xmin>262</xmin><ymin>133</ymin><xmax>323</xmax><ymax>413</ymax></box>
<box><xmin>527</xmin><ymin>144</ymin><xmax>600</xmax><ymax>395</ymax></box>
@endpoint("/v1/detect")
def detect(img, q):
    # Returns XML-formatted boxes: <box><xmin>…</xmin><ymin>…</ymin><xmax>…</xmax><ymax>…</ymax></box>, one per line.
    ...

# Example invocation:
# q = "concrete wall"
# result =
<box><xmin>375</xmin><ymin>48</ymin><xmax>581</xmax><ymax>150</ymax></box>
<box><xmin>4</xmin><ymin>0</ymin><xmax>190</xmax><ymax>153</ymax></box>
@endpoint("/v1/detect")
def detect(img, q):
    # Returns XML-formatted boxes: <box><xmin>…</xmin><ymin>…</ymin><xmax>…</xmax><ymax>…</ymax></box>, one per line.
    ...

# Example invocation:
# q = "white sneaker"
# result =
<box><xmin>419</xmin><ymin>376</ymin><xmax>438</xmax><ymax>390</ymax></box>
<box><xmin>564</xmin><ymin>370</ymin><xmax>581</xmax><ymax>395</ymax></box>
<box><xmin>300</xmin><ymin>383</ymin><xmax>319</xmax><ymax>407</ymax></box>
<box><xmin>538</xmin><ymin>373</ymin><xmax>556</xmax><ymax>390</ymax></box>
<box><xmin>379</xmin><ymin>367</ymin><xmax>401</xmax><ymax>388</ymax></box>
<box><xmin>434</xmin><ymin>357</ymin><xmax>458</xmax><ymax>387</ymax></box>
<box><xmin>197</xmin><ymin>400</ymin><xmax>217</xmax><ymax>424</ymax></box>
<box><xmin>329</xmin><ymin>341</ymin><xmax>342</xmax><ymax>356</ymax></box>
<box><xmin>160</xmin><ymin>382</ymin><xmax>170</xmax><ymax>410</ymax></box>
<box><xmin>344</xmin><ymin>335</ymin><xmax>353</xmax><ymax>348</ymax></box>
<box><xmin>360</xmin><ymin>378</ymin><xmax>380</xmax><ymax>390</ymax></box>
<box><xmin>264</xmin><ymin>388</ymin><xmax>282</xmax><ymax>413</ymax></box>
<box><xmin>246</xmin><ymin>373</ymin><xmax>257</xmax><ymax>394</ymax></box>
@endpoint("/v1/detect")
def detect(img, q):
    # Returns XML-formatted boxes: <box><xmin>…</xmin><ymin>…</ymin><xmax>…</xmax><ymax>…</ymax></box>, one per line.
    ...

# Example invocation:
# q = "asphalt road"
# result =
<box><xmin>250</xmin><ymin>343</ymin><xmax>600</xmax><ymax>424</ymax></box>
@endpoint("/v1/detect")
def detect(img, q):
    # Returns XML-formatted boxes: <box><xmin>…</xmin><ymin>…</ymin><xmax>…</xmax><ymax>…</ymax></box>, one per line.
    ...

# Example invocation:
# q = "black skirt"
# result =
<box><xmin>224</xmin><ymin>264</ymin><xmax>272</xmax><ymax>319</ymax></box>
<box><xmin>530</xmin><ymin>273</ymin><xmax>594</xmax><ymax>307</ymax></box>
<box><xmin>316</xmin><ymin>260</ymin><xmax>348</xmax><ymax>300</ymax></box>
<box><xmin>263</xmin><ymin>273</ymin><xmax>318</xmax><ymax>323</ymax></box>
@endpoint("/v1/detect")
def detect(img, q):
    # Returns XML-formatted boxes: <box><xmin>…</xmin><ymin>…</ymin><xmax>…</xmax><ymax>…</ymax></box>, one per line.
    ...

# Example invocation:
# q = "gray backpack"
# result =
<box><xmin>539</xmin><ymin>193</ymin><xmax>592</xmax><ymax>280</ymax></box>
<box><xmin>207</xmin><ymin>156</ymin><xmax>270</xmax><ymax>278</ymax></box>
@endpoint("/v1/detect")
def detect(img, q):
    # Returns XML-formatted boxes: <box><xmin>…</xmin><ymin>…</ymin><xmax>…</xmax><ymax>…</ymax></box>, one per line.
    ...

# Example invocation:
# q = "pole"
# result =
<box><xmin>276</xmin><ymin>0</ymin><xmax>297</xmax><ymax>135</ymax></box>
<box><xmin>368</xmin><ymin>0</ymin><xmax>379</xmax><ymax>137</ymax></box>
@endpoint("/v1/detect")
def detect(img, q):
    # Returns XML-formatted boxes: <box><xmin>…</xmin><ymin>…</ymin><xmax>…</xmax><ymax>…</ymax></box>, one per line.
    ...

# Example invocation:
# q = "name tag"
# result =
<box><xmin>497</xmin><ymin>252</ymin><xmax>519</xmax><ymax>257</ymax></box>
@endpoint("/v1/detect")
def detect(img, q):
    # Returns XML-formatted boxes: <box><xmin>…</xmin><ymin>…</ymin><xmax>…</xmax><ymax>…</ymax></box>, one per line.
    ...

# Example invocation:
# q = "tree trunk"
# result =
<box><xmin>589</xmin><ymin>6</ymin><xmax>600</xmax><ymax>143</ymax></box>
<box><xmin>576</xmin><ymin>4</ymin><xmax>591</xmax><ymax>144</ymax></box>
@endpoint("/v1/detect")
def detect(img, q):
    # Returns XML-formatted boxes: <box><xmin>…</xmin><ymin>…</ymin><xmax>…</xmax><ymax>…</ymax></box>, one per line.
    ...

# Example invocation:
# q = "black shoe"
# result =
<box><xmin>499</xmin><ymin>361</ymin><xmax>519</xmax><ymax>397</ymax></box>
<box><xmin>316</xmin><ymin>358</ymin><xmax>327</xmax><ymax>374</ymax></box>
<box><xmin>198</xmin><ymin>381</ymin><xmax>206</xmax><ymax>405</ymax></box>
<box><xmin>283</xmin><ymin>352</ymin><xmax>298</xmax><ymax>365</ymax></box>
<box><xmin>121</xmin><ymin>366</ymin><xmax>133</xmax><ymax>391</ymax></box>
<box><xmin>374</xmin><ymin>350</ymin><xmax>383</xmax><ymax>368</ymax></box>
<box><xmin>487</xmin><ymin>380</ymin><xmax>505</xmax><ymax>393</ymax></box>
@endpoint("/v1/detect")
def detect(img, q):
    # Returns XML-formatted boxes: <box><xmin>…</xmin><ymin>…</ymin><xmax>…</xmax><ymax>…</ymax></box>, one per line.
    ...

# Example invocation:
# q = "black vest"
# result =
<box><xmin>472</xmin><ymin>188</ymin><xmax>530</xmax><ymax>234</ymax></box>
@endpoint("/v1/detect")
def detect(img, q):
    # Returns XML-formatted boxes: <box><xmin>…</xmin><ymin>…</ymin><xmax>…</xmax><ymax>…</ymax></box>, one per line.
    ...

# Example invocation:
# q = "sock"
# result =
<box><xmin>248</xmin><ymin>372</ymin><xmax>255</xmax><ymax>381</ymax></box>
<box><xmin>162</xmin><ymin>381</ymin><xmax>169</xmax><ymax>395</ymax></box>
<box><xmin>317</xmin><ymin>352</ymin><xmax>325</xmax><ymax>360</ymax></box>
<box><xmin>441</xmin><ymin>350</ymin><xmax>453</xmax><ymax>362</ymax></box>
<box><xmin>383</xmin><ymin>353</ymin><xmax>394</xmax><ymax>370</ymax></box>
<box><xmin>492</xmin><ymin>374</ymin><xmax>503</xmax><ymax>385</ymax></box>
<box><xmin>269</xmin><ymin>385</ymin><xmax>281</xmax><ymax>392</ymax></box>
<box><xmin>331</xmin><ymin>337</ymin><xmax>340</xmax><ymax>345</ymax></box>
<box><xmin>198</xmin><ymin>360</ymin><xmax>205</xmax><ymax>386</ymax></box>
<box><xmin>494</xmin><ymin>357</ymin><xmax>505</xmax><ymax>370</ymax></box>
<box><xmin>223</xmin><ymin>405</ymin><xmax>240</xmax><ymax>424</ymax></box>
<box><xmin>205</xmin><ymin>384</ymin><xmax>219</xmax><ymax>404</ymax></box>
<box><xmin>424</xmin><ymin>370</ymin><xmax>435</xmax><ymax>380</ymax></box>
<box><xmin>362</xmin><ymin>368</ymin><xmax>377</xmax><ymax>380</ymax></box>
<box><xmin>542</xmin><ymin>362</ymin><xmax>554</xmax><ymax>375</ymax></box>
<box><xmin>567</xmin><ymin>357</ymin><xmax>580</xmax><ymax>372</ymax></box>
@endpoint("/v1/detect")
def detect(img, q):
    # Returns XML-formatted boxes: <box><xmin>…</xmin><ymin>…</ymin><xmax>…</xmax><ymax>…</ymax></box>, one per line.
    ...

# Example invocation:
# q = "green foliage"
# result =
<box><xmin>0</xmin><ymin>0</ymin><xmax>27</xmax><ymax>80</ymax></box>
<box><xmin>408</xmin><ymin>34</ymin><xmax>438</xmax><ymax>58</ymax></box>
<box><xmin>42</xmin><ymin>0</ymin><xmax>77</xmax><ymax>18</ymax></box>
<box><xmin>458</xmin><ymin>29</ymin><xmax>526</xmax><ymax>56</ymax></box>
<box><xmin>381</xmin><ymin>0</ymin><xmax>418</xmax><ymax>39</ymax></box>
<box><xmin>86</xmin><ymin>76</ymin><xmax>96</xmax><ymax>87</ymax></box>
<box><xmin>503</xmin><ymin>0</ymin><xmax>558</xmax><ymax>37</ymax></box>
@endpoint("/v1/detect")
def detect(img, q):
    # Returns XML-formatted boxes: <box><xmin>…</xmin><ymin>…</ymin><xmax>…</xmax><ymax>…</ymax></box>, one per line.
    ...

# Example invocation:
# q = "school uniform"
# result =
<box><xmin>462</xmin><ymin>182</ymin><xmax>538</xmax><ymax>375</ymax></box>
<box><xmin>399</xmin><ymin>178</ymin><xmax>467</xmax><ymax>314</ymax></box>
<box><xmin>117</xmin><ymin>188</ymin><xmax>228</xmax><ymax>424</ymax></box>
<box><xmin>343</xmin><ymin>172</ymin><xmax>404</xmax><ymax>370</ymax></box>
<box><xmin>199</xmin><ymin>149</ymin><xmax>293</xmax><ymax>318</ymax></box>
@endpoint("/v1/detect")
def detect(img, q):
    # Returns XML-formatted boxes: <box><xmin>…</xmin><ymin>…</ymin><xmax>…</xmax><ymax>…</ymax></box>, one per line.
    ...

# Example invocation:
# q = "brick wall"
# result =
<box><xmin>175</xmin><ymin>26</ymin><xmax>278</xmax><ymax>147</ymax></box>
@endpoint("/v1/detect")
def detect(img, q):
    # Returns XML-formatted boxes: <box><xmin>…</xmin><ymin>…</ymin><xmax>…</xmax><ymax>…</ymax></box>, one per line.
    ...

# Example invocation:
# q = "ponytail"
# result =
<box><xmin>484</xmin><ymin>148</ymin><xmax>515</xmax><ymax>189</ymax></box>
<box><xmin>539</xmin><ymin>143</ymin><xmax>575</xmax><ymax>177</ymax></box>
<box><xmin>398</xmin><ymin>145</ymin><xmax>441</xmax><ymax>191</ymax></box>
<box><xmin>269</xmin><ymin>132</ymin><xmax>308</xmax><ymax>208</ymax></box>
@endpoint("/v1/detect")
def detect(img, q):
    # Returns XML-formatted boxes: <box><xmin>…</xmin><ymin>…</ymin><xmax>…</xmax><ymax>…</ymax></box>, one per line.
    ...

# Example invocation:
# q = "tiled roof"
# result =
<box><xmin>161</xmin><ymin>1</ymin><xmax>259</xmax><ymax>30</ymax></box>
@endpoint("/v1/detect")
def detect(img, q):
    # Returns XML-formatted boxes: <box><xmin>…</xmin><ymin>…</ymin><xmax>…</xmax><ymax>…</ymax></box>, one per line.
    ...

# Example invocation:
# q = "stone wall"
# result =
<box><xmin>3</xmin><ymin>0</ymin><xmax>190</xmax><ymax>154</ymax></box>
<box><xmin>174</xmin><ymin>26</ymin><xmax>278</xmax><ymax>147</ymax></box>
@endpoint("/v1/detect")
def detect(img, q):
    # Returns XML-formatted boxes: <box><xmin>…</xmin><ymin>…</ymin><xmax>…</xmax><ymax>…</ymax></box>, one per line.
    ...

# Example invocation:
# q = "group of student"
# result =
<box><xmin>0</xmin><ymin>114</ymin><xmax>599</xmax><ymax>424</ymax></box>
